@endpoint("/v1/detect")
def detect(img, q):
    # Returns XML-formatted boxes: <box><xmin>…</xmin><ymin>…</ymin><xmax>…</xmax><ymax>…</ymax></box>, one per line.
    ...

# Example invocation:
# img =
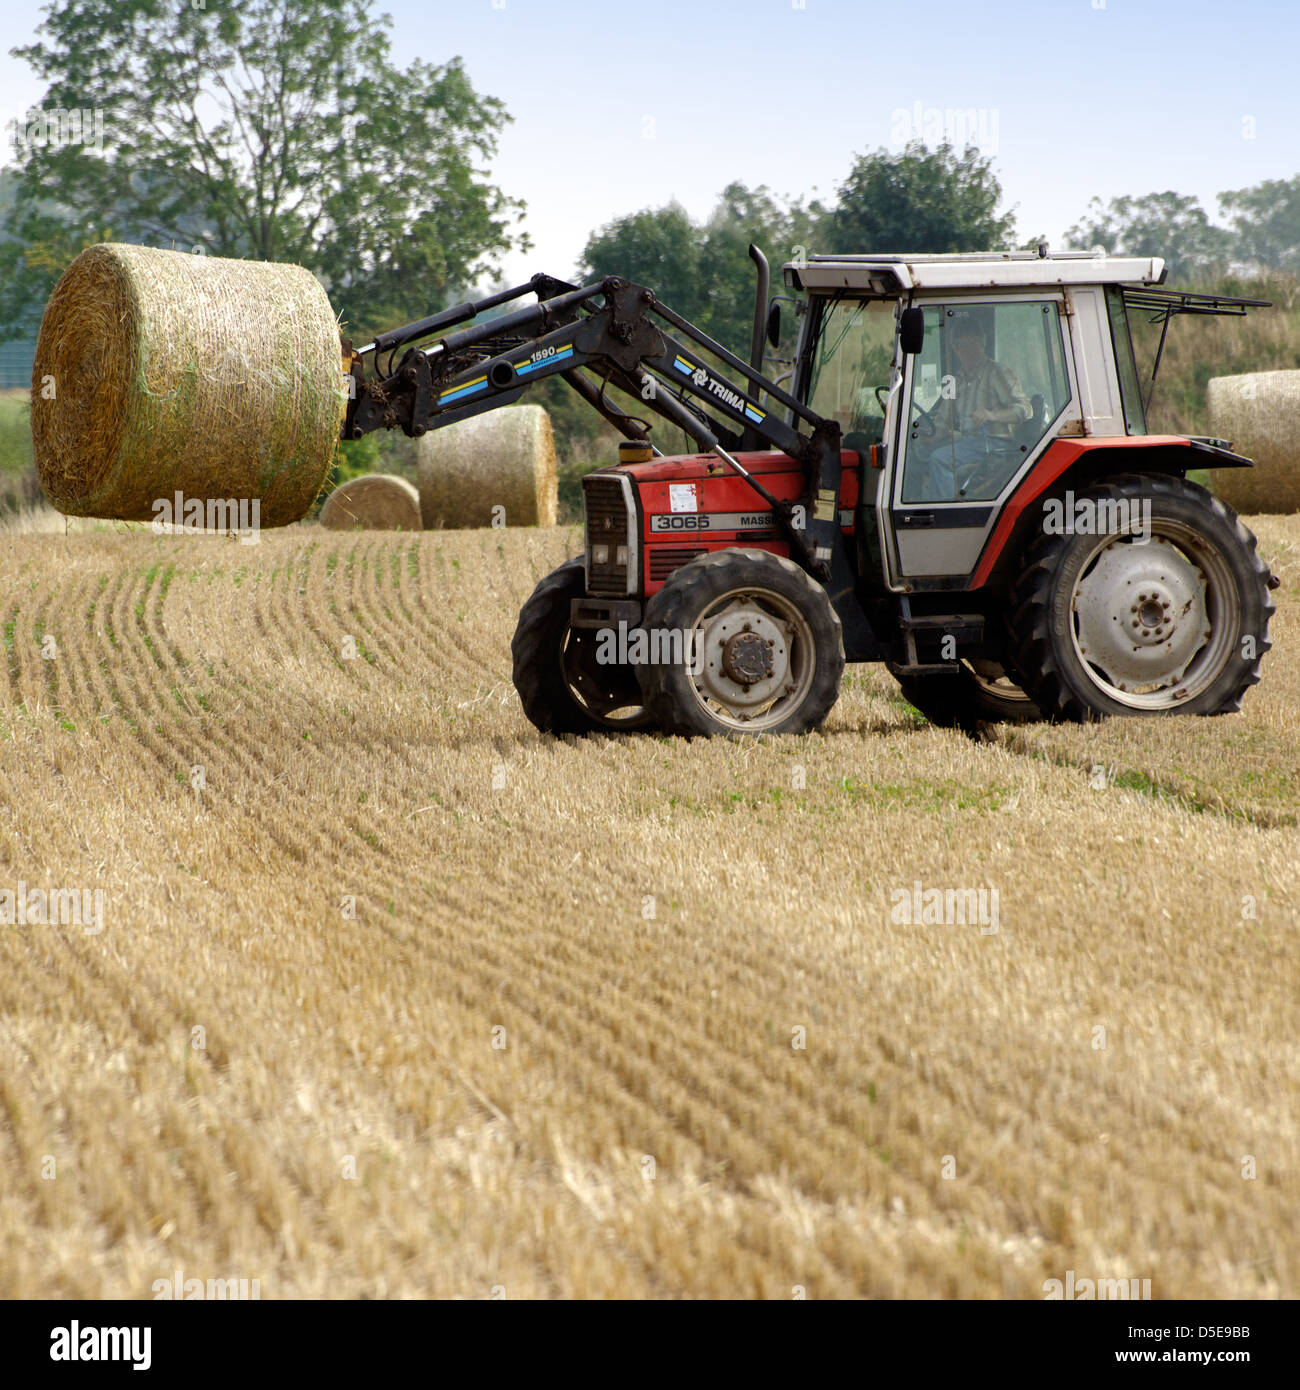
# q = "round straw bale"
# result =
<box><xmin>31</xmin><ymin>242</ymin><xmax>346</xmax><ymax>526</ymax></box>
<box><xmin>319</xmin><ymin>473</ymin><xmax>422</xmax><ymax>531</ymax></box>
<box><xmin>1205</xmin><ymin>370</ymin><xmax>1300</xmax><ymax>514</ymax></box>
<box><xmin>416</xmin><ymin>404</ymin><xmax>557</xmax><ymax>529</ymax></box>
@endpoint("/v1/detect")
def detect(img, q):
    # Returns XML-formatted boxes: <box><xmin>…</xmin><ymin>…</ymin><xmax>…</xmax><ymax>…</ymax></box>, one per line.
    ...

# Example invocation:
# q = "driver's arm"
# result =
<box><xmin>978</xmin><ymin>363</ymin><xmax>1032</xmax><ymax>427</ymax></box>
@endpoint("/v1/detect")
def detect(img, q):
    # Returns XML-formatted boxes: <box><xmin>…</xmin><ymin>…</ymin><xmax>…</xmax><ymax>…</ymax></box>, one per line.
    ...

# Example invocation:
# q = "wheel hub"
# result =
<box><xmin>1072</xmin><ymin>536</ymin><xmax>1210</xmax><ymax>692</ymax></box>
<box><xmin>697</xmin><ymin>600</ymin><xmax>795</xmax><ymax>712</ymax></box>
<box><xmin>721</xmin><ymin>629</ymin><xmax>774</xmax><ymax>686</ymax></box>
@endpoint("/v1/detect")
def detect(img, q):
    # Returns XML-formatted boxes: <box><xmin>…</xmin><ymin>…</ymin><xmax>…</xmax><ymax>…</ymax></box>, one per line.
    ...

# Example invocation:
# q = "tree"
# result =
<box><xmin>0</xmin><ymin>208</ymin><xmax>117</xmax><ymax>341</ymax></box>
<box><xmin>819</xmin><ymin>141</ymin><xmax>1014</xmax><ymax>255</ymax></box>
<box><xmin>570</xmin><ymin>185</ymin><xmax>810</xmax><ymax>461</ymax></box>
<box><xmin>694</xmin><ymin>183</ymin><xmax>817</xmax><ymax>355</ymax></box>
<box><xmin>1064</xmin><ymin>192</ymin><xmax>1231</xmax><ymax>281</ymax></box>
<box><xmin>1219</xmin><ymin>175</ymin><xmax>1300</xmax><ymax>274</ymax></box>
<box><xmin>579</xmin><ymin>200</ymin><xmax>705</xmax><ymax>331</ymax></box>
<box><xmin>4</xmin><ymin>0</ymin><xmax>526</xmax><ymax>341</ymax></box>
<box><xmin>578</xmin><ymin>182</ymin><xmax>812</xmax><ymax>353</ymax></box>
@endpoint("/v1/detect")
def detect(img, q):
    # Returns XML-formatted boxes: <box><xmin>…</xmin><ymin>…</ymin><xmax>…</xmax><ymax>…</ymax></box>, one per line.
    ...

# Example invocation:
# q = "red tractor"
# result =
<box><xmin>343</xmin><ymin>248</ymin><xmax>1276</xmax><ymax>736</ymax></box>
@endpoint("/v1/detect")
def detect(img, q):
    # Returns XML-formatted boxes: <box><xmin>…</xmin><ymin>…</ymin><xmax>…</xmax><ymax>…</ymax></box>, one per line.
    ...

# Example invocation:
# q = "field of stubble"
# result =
<box><xmin>0</xmin><ymin>518</ymin><xmax>1297</xmax><ymax>1299</ymax></box>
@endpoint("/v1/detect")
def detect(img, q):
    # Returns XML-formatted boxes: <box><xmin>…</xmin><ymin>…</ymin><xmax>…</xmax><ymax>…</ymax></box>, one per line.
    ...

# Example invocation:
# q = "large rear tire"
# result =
<box><xmin>511</xmin><ymin>557</ymin><xmax>655</xmax><ymax>734</ymax></box>
<box><xmin>637</xmin><ymin>549</ymin><xmax>844</xmax><ymax>737</ymax></box>
<box><xmin>1008</xmin><ymin>474</ymin><xmax>1274</xmax><ymax>720</ymax></box>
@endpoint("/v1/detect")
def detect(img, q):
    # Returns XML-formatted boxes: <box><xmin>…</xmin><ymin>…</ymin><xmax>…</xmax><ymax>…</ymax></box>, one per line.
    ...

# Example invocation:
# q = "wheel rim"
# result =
<box><xmin>560</xmin><ymin>628</ymin><xmax>651</xmax><ymax>727</ymax></box>
<box><xmin>686</xmin><ymin>586</ymin><xmax>817</xmax><ymax>732</ymax></box>
<box><xmin>1069</xmin><ymin>521</ymin><xmax>1239</xmax><ymax>710</ymax></box>
<box><xmin>965</xmin><ymin>658</ymin><xmax>1035</xmax><ymax>705</ymax></box>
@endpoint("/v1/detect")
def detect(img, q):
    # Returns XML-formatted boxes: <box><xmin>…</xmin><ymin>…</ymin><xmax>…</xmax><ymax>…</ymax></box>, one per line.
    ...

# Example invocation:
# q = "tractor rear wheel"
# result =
<box><xmin>512</xmin><ymin>557</ymin><xmax>655</xmax><ymax>734</ymax></box>
<box><xmin>895</xmin><ymin>659</ymin><xmax>1041</xmax><ymax>729</ymax></box>
<box><xmin>637</xmin><ymin>549</ymin><xmax>845</xmax><ymax>736</ymax></box>
<box><xmin>1009</xmin><ymin>474</ymin><xmax>1274</xmax><ymax>720</ymax></box>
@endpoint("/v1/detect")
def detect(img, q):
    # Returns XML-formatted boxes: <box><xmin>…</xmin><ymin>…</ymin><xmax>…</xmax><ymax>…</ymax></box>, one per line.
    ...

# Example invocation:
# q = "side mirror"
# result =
<box><xmin>899</xmin><ymin>307</ymin><xmax>925</xmax><ymax>356</ymax></box>
<box><xmin>766</xmin><ymin>301</ymin><xmax>781</xmax><ymax>349</ymax></box>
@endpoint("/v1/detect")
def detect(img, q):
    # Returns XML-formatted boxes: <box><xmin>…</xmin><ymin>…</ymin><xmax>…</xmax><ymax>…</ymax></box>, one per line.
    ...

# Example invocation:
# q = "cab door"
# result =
<box><xmin>799</xmin><ymin>294</ymin><xmax>905</xmax><ymax>577</ymax></box>
<box><xmin>882</xmin><ymin>297</ymin><xmax>1079</xmax><ymax>585</ymax></box>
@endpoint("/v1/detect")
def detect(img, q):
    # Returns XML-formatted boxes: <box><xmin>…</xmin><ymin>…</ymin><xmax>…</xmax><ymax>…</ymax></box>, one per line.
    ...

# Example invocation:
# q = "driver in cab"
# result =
<box><xmin>914</xmin><ymin>320</ymin><xmax>1032</xmax><ymax>500</ymax></box>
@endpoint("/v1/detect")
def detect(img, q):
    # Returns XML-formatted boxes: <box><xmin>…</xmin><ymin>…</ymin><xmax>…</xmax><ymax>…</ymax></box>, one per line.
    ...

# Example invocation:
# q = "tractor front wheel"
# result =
<box><xmin>637</xmin><ymin>549</ymin><xmax>845</xmax><ymax>736</ymax></box>
<box><xmin>1009</xmin><ymin>474</ymin><xmax>1274</xmax><ymax>720</ymax></box>
<box><xmin>512</xmin><ymin>557</ymin><xmax>655</xmax><ymax>734</ymax></box>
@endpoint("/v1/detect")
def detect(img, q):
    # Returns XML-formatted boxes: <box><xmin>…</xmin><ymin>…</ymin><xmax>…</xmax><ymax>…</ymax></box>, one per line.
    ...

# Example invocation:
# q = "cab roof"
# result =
<box><xmin>783</xmin><ymin>250</ymin><xmax>1167</xmax><ymax>295</ymax></box>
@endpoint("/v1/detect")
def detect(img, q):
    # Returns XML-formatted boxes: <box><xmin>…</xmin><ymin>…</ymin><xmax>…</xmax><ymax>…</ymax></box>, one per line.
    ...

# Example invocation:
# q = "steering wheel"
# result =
<box><xmin>912</xmin><ymin>398</ymin><xmax>945</xmax><ymax>439</ymax></box>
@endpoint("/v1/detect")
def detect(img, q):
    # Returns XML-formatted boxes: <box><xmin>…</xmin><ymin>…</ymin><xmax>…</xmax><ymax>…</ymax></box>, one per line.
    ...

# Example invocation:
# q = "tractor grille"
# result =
<box><xmin>583</xmin><ymin>475</ymin><xmax>634</xmax><ymax>596</ymax></box>
<box><xmin>648</xmin><ymin>547</ymin><xmax>706</xmax><ymax>583</ymax></box>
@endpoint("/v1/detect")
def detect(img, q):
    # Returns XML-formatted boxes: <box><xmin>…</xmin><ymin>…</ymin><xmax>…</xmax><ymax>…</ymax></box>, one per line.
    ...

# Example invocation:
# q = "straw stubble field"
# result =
<box><xmin>0</xmin><ymin>518</ymin><xmax>1297</xmax><ymax>1299</ymax></box>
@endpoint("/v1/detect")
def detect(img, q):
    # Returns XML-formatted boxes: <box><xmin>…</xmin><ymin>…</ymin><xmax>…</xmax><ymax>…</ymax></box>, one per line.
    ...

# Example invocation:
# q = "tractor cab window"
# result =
<box><xmin>806</xmin><ymin>298</ymin><xmax>899</xmax><ymax>454</ymax></box>
<box><xmin>900</xmin><ymin>300</ymin><xmax>1072</xmax><ymax>504</ymax></box>
<box><xmin>1105</xmin><ymin>286</ymin><xmax>1147</xmax><ymax>435</ymax></box>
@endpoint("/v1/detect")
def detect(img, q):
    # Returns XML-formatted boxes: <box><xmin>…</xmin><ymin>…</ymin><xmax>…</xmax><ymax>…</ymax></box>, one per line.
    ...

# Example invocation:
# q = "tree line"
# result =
<box><xmin>2</xmin><ymin>0</ymin><xmax>1297</xmax><ymax>436</ymax></box>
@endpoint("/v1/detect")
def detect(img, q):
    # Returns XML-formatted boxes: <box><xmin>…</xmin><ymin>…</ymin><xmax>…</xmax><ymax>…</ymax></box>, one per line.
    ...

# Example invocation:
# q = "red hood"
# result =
<box><xmin>609</xmin><ymin>449</ymin><xmax>861</xmax><ymax>485</ymax></box>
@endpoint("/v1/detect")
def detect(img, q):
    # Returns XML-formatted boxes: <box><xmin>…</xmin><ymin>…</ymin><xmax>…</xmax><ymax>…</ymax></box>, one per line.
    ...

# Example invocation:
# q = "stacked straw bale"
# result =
<box><xmin>1206</xmin><ymin>370</ymin><xmax>1300</xmax><ymax>514</ymax></box>
<box><xmin>319</xmin><ymin>473</ymin><xmax>422</xmax><ymax>531</ymax></box>
<box><xmin>416</xmin><ymin>404</ymin><xmax>557</xmax><ymax>529</ymax></box>
<box><xmin>32</xmin><ymin>243</ymin><xmax>346</xmax><ymax>526</ymax></box>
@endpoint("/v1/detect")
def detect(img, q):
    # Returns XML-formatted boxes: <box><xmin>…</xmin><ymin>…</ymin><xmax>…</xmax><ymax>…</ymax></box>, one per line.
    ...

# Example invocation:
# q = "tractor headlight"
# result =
<box><xmin>592</xmin><ymin>544</ymin><xmax>610</xmax><ymax>565</ymax></box>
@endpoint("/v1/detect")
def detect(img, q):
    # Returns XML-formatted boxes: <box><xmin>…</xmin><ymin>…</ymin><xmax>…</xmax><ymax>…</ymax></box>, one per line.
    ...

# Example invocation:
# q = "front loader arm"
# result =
<box><xmin>343</xmin><ymin>276</ymin><xmax>844</xmax><ymax>579</ymax></box>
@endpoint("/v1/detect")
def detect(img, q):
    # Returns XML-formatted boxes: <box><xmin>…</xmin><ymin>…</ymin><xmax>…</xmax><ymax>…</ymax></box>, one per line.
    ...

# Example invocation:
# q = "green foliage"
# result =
<box><xmin>581</xmin><ymin>201</ymin><xmax>699</xmax><ymax>316</ymax></box>
<box><xmin>0</xmin><ymin>392</ymin><xmax>34</xmax><ymax>510</ymax></box>
<box><xmin>579</xmin><ymin>181</ymin><xmax>814</xmax><ymax>355</ymax></box>
<box><xmin>3</xmin><ymin>0</ymin><xmax>526</xmax><ymax>340</ymax></box>
<box><xmin>0</xmin><ymin>393</ymin><xmax>32</xmax><ymax>474</ymax></box>
<box><xmin>0</xmin><ymin>201</ymin><xmax>115</xmax><ymax>340</ymax></box>
<box><xmin>1219</xmin><ymin>176</ymin><xmax>1300</xmax><ymax>275</ymax></box>
<box><xmin>820</xmin><ymin>141</ymin><xmax>1015</xmax><ymax>255</ymax></box>
<box><xmin>312</xmin><ymin>427</ymin><xmax>418</xmax><ymax>516</ymax></box>
<box><xmin>334</xmin><ymin>433</ymin><xmax>387</xmax><ymax>485</ymax></box>
<box><xmin>530</xmin><ymin>373</ymin><xmax>612</xmax><ymax>450</ymax></box>
<box><xmin>696</xmin><ymin>183</ymin><xmax>818</xmax><ymax>352</ymax></box>
<box><xmin>1066</xmin><ymin>192</ymin><xmax>1233</xmax><ymax>279</ymax></box>
<box><xmin>568</xmin><ymin>181</ymin><xmax>815</xmax><ymax>467</ymax></box>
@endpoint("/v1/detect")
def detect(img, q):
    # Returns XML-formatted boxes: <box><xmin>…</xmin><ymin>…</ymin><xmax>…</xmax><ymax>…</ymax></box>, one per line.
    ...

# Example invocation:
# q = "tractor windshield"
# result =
<box><xmin>900</xmin><ymin>299</ymin><xmax>1074</xmax><ymax>504</ymax></box>
<box><xmin>806</xmin><ymin>298</ymin><xmax>898</xmax><ymax>451</ymax></box>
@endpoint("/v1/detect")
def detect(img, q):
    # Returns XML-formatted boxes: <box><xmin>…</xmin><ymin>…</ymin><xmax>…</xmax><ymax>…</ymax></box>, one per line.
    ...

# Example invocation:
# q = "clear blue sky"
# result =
<box><xmin>4</xmin><ymin>0</ymin><xmax>1298</xmax><ymax>286</ymax></box>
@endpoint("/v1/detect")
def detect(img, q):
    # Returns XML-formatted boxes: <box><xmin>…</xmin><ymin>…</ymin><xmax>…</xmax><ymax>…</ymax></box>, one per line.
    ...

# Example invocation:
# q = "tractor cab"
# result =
<box><xmin>784</xmin><ymin>251</ymin><xmax>1167</xmax><ymax>590</ymax></box>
